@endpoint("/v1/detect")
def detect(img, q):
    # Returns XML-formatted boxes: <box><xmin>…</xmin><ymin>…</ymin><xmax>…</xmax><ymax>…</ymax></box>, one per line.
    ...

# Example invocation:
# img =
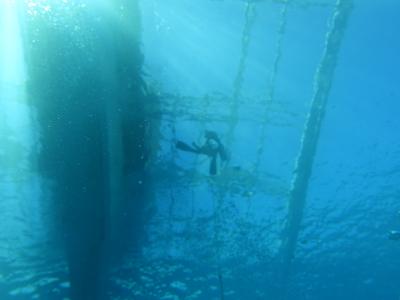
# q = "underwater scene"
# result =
<box><xmin>0</xmin><ymin>0</ymin><xmax>399</xmax><ymax>299</ymax></box>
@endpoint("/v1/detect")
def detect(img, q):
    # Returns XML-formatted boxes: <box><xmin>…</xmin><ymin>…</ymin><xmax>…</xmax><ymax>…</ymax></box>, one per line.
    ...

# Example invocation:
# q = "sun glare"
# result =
<box><xmin>0</xmin><ymin>0</ymin><xmax>26</xmax><ymax>85</ymax></box>
<box><xmin>3</xmin><ymin>0</ymin><xmax>16</xmax><ymax>5</ymax></box>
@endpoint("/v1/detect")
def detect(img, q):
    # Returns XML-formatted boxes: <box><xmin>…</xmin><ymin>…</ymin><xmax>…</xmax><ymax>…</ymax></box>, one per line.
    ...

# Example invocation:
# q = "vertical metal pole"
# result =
<box><xmin>227</xmin><ymin>2</ymin><xmax>257</xmax><ymax>145</ymax></box>
<box><xmin>279</xmin><ymin>0</ymin><xmax>354</xmax><ymax>297</ymax></box>
<box><xmin>255</xmin><ymin>2</ymin><xmax>288</xmax><ymax>173</ymax></box>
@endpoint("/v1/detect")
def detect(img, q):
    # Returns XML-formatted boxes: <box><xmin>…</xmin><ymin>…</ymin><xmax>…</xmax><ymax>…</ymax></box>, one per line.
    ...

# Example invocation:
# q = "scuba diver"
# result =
<box><xmin>175</xmin><ymin>130</ymin><xmax>229</xmax><ymax>175</ymax></box>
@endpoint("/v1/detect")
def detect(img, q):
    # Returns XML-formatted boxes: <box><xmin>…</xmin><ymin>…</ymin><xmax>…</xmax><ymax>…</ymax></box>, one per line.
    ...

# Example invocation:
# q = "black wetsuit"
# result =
<box><xmin>176</xmin><ymin>131</ymin><xmax>228</xmax><ymax>175</ymax></box>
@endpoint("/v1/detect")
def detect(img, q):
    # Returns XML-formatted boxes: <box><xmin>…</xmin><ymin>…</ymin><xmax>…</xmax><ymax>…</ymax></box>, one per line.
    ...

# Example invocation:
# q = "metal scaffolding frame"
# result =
<box><xmin>155</xmin><ymin>0</ymin><xmax>354</xmax><ymax>298</ymax></box>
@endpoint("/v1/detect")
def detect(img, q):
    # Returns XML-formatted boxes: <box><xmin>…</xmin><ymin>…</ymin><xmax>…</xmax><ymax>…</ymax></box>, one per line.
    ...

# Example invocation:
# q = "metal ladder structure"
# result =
<box><xmin>154</xmin><ymin>0</ymin><xmax>354</xmax><ymax>298</ymax></box>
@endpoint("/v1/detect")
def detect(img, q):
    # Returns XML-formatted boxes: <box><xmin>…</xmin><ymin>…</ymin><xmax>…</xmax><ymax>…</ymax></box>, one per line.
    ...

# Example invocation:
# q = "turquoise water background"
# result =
<box><xmin>0</xmin><ymin>0</ymin><xmax>399</xmax><ymax>299</ymax></box>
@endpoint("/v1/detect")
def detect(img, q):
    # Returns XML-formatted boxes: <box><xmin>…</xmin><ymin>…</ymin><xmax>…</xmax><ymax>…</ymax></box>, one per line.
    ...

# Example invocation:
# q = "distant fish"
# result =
<box><xmin>388</xmin><ymin>230</ymin><xmax>400</xmax><ymax>241</ymax></box>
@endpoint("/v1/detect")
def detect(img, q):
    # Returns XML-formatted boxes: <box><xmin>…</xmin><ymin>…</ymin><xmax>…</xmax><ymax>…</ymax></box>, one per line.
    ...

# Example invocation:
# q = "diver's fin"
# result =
<box><xmin>176</xmin><ymin>140</ymin><xmax>200</xmax><ymax>153</ymax></box>
<box><xmin>209</xmin><ymin>155</ymin><xmax>217</xmax><ymax>175</ymax></box>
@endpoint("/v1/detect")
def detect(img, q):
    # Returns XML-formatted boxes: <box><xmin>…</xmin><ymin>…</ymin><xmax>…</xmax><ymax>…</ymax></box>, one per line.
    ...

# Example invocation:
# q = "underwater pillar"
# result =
<box><xmin>278</xmin><ymin>0</ymin><xmax>354</xmax><ymax>297</ymax></box>
<box><xmin>104</xmin><ymin>0</ymin><xmax>155</xmax><ymax>260</ymax></box>
<box><xmin>25</xmin><ymin>1</ymin><xmax>153</xmax><ymax>299</ymax></box>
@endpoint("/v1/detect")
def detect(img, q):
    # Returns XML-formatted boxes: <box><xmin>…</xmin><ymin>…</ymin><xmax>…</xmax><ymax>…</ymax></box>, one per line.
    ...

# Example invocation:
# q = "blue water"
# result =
<box><xmin>0</xmin><ymin>0</ymin><xmax>399</xmax><ymax>299</ymax></box>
